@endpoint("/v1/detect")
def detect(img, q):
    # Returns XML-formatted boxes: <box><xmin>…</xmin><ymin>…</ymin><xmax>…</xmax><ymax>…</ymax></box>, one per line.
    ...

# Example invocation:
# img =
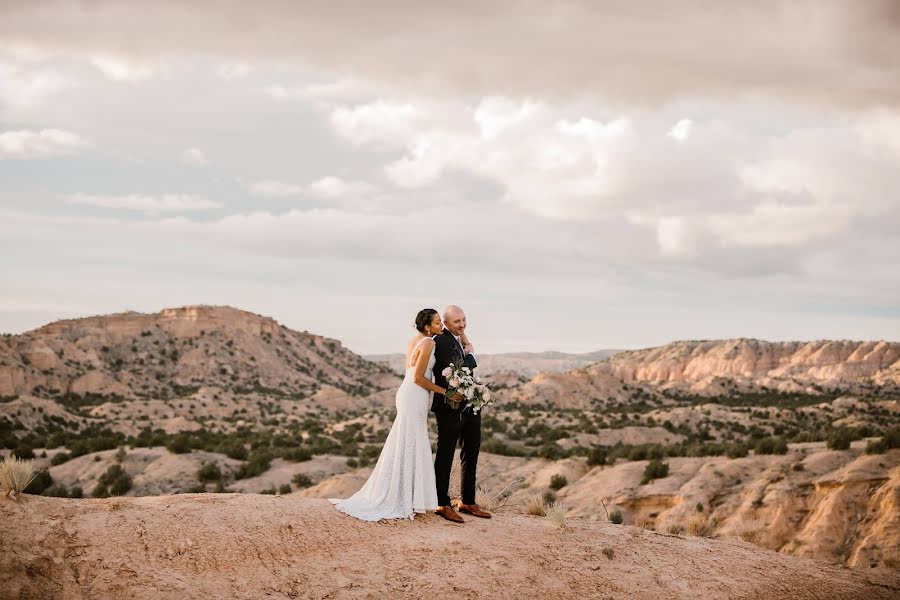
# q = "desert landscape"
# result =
<box><xmin>1</xmin><ymin>305</ymin><xmax>899</xmax><ymax>598</ymax></box>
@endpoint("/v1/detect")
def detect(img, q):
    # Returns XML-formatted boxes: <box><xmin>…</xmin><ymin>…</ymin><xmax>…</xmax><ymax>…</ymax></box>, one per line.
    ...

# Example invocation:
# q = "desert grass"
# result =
<box><xmin>602</xmin><ymin>547</ymin><xmax>615</xmax><ymax>559</ymax></box>
<box><xmin>0</xmin><ymin>455</ymin><xmax>37</xmax><ymax>496</ymax></box>
<box><xmin>526</xmin><ymin>494</ymin><xmax>546</xmax><ymax>516</ymax></box>
<box><xmin>544</xmin><ymin>502</ymin><xmax>568</xmax><ymax>529</ymax></box>
<box><xmin>475</xmin><ymin>477</ymin><xmax>524</xmax><ymax>512</ymax></box>
<box><xmin>666</xmin><ymin>523</ymin><xmax>684</xmax><ymax>535</ymax></box>
<box><xmin>687</xmin><ymin>513</ymin><xmax>720</xmax><ymax>537</ymax></box>
<box><xmin>634</xmin><ymin>517</ymin><xmax>657</xmax><ymax>531</ymax></box>
<box><xmin>735</xmin><ymin>517</ymin><xmax>763</xmax><ymax>544</ymax></box>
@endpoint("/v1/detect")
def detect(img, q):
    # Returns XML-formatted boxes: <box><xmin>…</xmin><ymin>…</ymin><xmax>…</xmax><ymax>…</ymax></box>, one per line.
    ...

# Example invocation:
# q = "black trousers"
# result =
<box><xmin>433</xmin><ymin>405</ymin><xmax>481</xmax><ymax>506</ymax></box>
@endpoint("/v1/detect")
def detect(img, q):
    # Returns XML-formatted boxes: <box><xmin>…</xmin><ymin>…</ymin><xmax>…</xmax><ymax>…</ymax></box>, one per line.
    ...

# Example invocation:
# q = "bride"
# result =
<box><xmin>330</xmin><ymin>308</ymin><xmax>459</xmax><ymax>521</ymax></box>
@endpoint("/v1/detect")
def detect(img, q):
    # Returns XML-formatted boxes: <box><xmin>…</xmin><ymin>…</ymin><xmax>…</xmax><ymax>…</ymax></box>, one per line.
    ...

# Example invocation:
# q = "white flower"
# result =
<box><xmin>484</xmin><ymin>390</ymin><xmax>491</xmax><ymax>401</ymax></box>
<box><xmin>462</xmin><ymin>367</ymin><xmax>471</xmax><ymax>373</ymax></box>
<box><xmin>442</xmin><ymin>367</ymin><xmax>452</xmax><ymax>377</ymax></box>
<box><xmin>465</xmin><ymin>387</ymin><xmax>475</xmax><ymax>399</ymax></box>
<box><xmin>449</xmin><ymin>378</ymin><xmax>459</xmax><ymax>387</ymax></box>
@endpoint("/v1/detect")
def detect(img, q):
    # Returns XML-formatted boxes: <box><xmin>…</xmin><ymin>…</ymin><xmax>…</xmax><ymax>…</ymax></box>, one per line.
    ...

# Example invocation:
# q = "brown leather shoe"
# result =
<box><xmin>435</xmin><ymin>505</ymin><xmax>465</xmax><ymax>523</ymax></box>
<box><xmin>457</xmin><ymin>504</ymin><xmax>492</xmax><ymax>519</ymax></box>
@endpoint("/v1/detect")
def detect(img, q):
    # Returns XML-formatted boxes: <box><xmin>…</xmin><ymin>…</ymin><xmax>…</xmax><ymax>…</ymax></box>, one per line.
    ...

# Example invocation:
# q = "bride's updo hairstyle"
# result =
<box><xmin>415</xmin><ymin>308</ymin><xmax>439</xmax><ymax>333</ymax></box>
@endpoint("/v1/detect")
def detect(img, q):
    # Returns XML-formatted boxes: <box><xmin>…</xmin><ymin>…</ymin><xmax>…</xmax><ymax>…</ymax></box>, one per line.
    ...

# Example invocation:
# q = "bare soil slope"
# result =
<box><xmin>1</xmin><ymin>494</ymin><xmax>897</xmax><ymax>600</ymax></box>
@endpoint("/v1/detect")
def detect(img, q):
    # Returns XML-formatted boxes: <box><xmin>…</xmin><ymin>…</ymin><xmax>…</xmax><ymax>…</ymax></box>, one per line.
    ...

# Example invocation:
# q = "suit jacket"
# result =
<box><xmin>431</xmin><ymin>329</ymin><xmax>478</xmax><ymax>412</ymax></box>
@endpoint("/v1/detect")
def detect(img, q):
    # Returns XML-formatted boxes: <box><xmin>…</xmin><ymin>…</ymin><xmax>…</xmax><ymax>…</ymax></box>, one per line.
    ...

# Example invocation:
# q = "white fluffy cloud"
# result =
<box><xmin>181</xmin><ymin>148</ymin><xmax>211</xmax><ymax>166</ymax></box>
<box><xmin>61</xmin><ymin>193</ymin><xmax>221</xmax><ymax>215</ymax></box>
<box><xmin>0</xmin><ymin>3</ymin><xmax>897</xmax><ymax>349</ymax></box>
<box><xmin>0</xmin><ymin>128</ymin><xmax>85</xmax><ymax>158</ymax></box>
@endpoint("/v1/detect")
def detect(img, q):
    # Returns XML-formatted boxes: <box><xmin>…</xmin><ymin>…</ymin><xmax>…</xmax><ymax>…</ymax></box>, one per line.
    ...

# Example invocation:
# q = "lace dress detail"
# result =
<box><xmin>330</xmin><ymin>337</ymin><xmax>438</xmax><ymax>521</ymax></box>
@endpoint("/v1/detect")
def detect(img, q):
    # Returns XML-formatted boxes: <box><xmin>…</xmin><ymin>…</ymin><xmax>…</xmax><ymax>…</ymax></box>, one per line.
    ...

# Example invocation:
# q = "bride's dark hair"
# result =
<box><xmin>415</xmin><ymin>308</ymin><xmax>439</xmax><ymax>333</ymax></box>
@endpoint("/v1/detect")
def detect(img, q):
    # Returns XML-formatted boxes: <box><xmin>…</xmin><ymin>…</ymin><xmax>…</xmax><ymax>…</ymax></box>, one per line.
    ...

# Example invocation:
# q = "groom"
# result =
<box><xmin>432</xmin><ymin>305</ymin><xmax>492</xmax><ymax>523</ymax></box>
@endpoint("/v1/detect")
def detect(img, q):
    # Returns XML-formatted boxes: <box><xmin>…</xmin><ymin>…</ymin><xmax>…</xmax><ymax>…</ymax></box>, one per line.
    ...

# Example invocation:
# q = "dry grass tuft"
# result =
<box><xmin>544</xmin><ymin>502</ymin><xmax>568</xmax><ymax>529</ymax></box>
<box><xmin>687</xmin><ymin>513</ymin><xmax>719</xmax><ymax>537</ymax></box>
<box><xmin>602</xmin><ymin>547</ymin><xmax>615</xmax><ymax>559</ymax></box>
<box><xmin>736</xmin><ymin>517</ymin><xmax>763</xmax><ymax>544</ymax></box>
<box><xmin>634</xmin><ymin>517</ymin><xmax>656</xmax><ymax>531</ymax></box>
<box><xmin>526</xmin><ymin>494</ymin><xmax>546</xmax><ymax>516</ymax></box>
<box><xmin>475</xmin><ymin>477</ymin><xmax>523</xmax><ymax>512</ymax></box>
<box><xmin>0</xmin><ymin>455</ymin><xmax>37</xmax><ymax>496</ymax></box>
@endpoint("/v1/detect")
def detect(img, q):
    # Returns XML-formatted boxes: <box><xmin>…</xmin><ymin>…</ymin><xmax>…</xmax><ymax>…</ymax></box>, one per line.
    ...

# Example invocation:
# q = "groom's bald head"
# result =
<box><xmin>443</xmin><ymin>305</ymin><xmax>467</xmax><ymax>336</ymax></box>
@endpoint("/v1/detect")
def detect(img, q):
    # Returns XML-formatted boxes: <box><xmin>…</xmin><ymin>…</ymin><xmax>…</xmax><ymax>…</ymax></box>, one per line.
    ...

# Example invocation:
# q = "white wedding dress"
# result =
<box><xmin>330</xmin><ymin>337</ymin><xmax>439</xmax><ymax>521</ymax></box>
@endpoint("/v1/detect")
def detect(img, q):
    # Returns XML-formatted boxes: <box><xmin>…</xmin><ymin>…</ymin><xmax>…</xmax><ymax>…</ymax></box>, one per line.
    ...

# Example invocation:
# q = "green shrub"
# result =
<box><xmin>549</xmin><ymin>474</ymin><xmax>568</xmax><ymax>490</ymax></box>
<box><xmin>726</xmin><ymin>443</ymin><xmax>748</xmax><ymax>459</ymax></box>
<box><xmin>197</xmin><ymin>462</ymin><xmax>222</xmax><ymax>483</ymax></box>
<box><xmin>92</xmin><ymin>464</ymin><xmax>132</xmax><ymax>497</ymax></box>
<box><xmin>754</xmin><ymin>437</ymin><xmax>788</xmax><ymax>455</ymax></box>
<box><xmin>165</xmin><ymin>435</ymin><xmax>193</xmax><ymax>455</ymax></box>
<box><xmin>291</xmin><ymin>473</ymin><xmax>313</xmax><ymax>488</ymax></box>
<box><xmin>641</xmin><ymin>459</ymin><xmax>669</xmax><ymax>484</ymax></box>
<box><xmin>610</xmin><ymin>510</ymin><xmax>623</xmax><ymax>524</ymax></box>
<box><xmin>542</xmin><ymin>490</ymin><xmax>557</xmax><ymax>504</ymax></box>
<box><xmin>283</xmin><ymin>447</ymin><xmax>312</xmax><ymax>462</ymax></box>
<box><xmin>826</xmin><ymin>428</ymin><xmax>853</xmax><ymax>451</ymax></box>
<box><xmin>235</xmin><ymin>450</ymin><xmax>273</xmax><ymax>479</ymax></box>
<box><xmin>586</xmin><ymin>446</ymin><xmax>607</xmax><ymax>466</ymax></box>
<box><xmin>278</xmin><ymin>483</ymin><xmax>292</xmax><ymax>494</ymax></box>
<box><xmin>221</xmin><ymin>442</ymin><xmax>248</xmax><ymax>461</ymax></box>
<box><xmin>865</xmin><ymin>426</ymin><xmax>900</xmax><ymax>454</ymax></box>
<box><xmin>24</xmin><ymin>469</ymin><xmax>53</xmax><ymax>495</ymax></box>
<box><xmin>51</xmin><ymin>451</ymin><xmax>73</xmax><ymax>466</ymax></box>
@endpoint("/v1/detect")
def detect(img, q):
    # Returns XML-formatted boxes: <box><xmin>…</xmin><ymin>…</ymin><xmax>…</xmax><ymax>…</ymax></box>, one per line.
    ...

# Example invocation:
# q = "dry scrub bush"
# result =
<box><xmin>667</xmin><ymin>523</ymin><xmax>684</xmax><ymax>535</ymax></box>
<box><xmin>475</xmin><ymin>477</ymin><xmax>523</xmax><ymax>512</ymax></box>
<box><xmin>526</xmin><ymin>495</ymin><xmax>546</xmax><ymax>516</ymax></box>
<box><xmin>0</xmin><ymin>455</ymin><xmax>37</xmax><ymax>496</ymax></box>
<box><xmin>545</xmin><ymin>502</ymin><xmax>568</xmax><ymax>529</ymax></box>
<box><xmin>736</xmin><ymin>517</ymin><xmax>763</xmax><ymax>543</ymax></box>
<box><xmin>687</xmin><ymin>513</ymin><xmax>719</xmax><ymax>537</ymax></box>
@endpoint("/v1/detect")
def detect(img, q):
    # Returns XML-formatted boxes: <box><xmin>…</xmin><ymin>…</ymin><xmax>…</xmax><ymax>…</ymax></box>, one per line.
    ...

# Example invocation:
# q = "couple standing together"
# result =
<box><xmin>331</xmin><ymin>305</ymin><xmax>491</xmax><ymax>523</ymax></box>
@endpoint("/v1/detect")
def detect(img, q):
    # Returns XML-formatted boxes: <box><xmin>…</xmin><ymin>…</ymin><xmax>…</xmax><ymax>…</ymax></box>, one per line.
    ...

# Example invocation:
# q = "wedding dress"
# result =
<box><xmin>330</xmin><ymin>337</ymin><xmax>439</xmax><ymax>520</ymax></box>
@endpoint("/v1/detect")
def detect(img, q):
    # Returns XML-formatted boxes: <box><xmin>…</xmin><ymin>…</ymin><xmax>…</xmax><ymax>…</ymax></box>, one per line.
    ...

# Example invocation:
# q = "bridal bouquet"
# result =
<box><xmin>441</xmin><ymin>362</ymin><xmax>493</xmax><ymax>413</ymax></box>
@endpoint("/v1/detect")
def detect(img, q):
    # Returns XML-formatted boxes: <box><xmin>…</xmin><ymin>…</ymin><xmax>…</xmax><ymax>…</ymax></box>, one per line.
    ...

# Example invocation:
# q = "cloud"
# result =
<box><xmin>668</xmin><ymin>119</ymin><xmax>692</xmax><ymax>141</ymax></box>
<box><xmin>250</xmin><ymin>177</ymin><xmax>377</xmax><ymax>200</ymax></box>
<box><xmin>1</xmin><ymin>2</ymin><xmax>898</xmax><ymax>108</ymax></box>
<box><xmin>248</xmin><ymin>179</ymin><xmax>306</xmax><ymax>198</ymax></box>
<box><xmin>216</xmin><ymin>61</ymin><xmax>252</xmax><ymax>80</ymax></box>
<box><xmin>330</xmin><ymin>101</ymin><xmax>422</xmax><ymax>147</ymax></box>
<box><xmin>181</xmin><ymin>147</ymin><xmax>211</xmax><ymax>166</ymax></box>
<box><xmin>89</xmin><ymin>55</ymin><xmax>160</xmax><ymax>82</ymax></box>
<box><xmin>61</xmin><ymin>193</ymin><xmax>221</xmax><ymax>215</ymax></box>
<box><xmin>0</xmin><ymin>59</ymin><xmax>72</xmax><ymax>116</ymax></box>
<box><xmin>307</xmin><ymin>177</ymin><xmax>376</xmax><ymax>199</ymax></box>
<box><xmin>0</xmin><ymin>128</ymin><xmax>86</xmax><ymax>158</ymax></box>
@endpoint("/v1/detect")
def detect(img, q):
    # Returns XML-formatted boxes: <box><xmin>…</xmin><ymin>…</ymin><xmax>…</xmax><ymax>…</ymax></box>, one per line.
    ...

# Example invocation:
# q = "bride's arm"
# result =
<box><xmin>412</xmin><ymin>339</ymin><xmax>449</xmax><ymax>395</ymax></box>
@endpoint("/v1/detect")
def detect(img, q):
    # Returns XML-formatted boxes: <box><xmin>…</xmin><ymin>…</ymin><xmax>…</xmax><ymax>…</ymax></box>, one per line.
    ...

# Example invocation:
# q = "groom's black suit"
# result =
<box><xmin>432</xmin><ymin>330</ymin><xmax>481</xmax><ymax>507</ymax></box>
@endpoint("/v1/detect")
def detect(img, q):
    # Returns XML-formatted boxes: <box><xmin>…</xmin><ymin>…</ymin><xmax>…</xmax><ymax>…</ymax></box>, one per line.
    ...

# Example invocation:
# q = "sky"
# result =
<box><xmin>1</xmin><ymin>1</ymin><xmax>899</xmax><ymax>354</ymax></box>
